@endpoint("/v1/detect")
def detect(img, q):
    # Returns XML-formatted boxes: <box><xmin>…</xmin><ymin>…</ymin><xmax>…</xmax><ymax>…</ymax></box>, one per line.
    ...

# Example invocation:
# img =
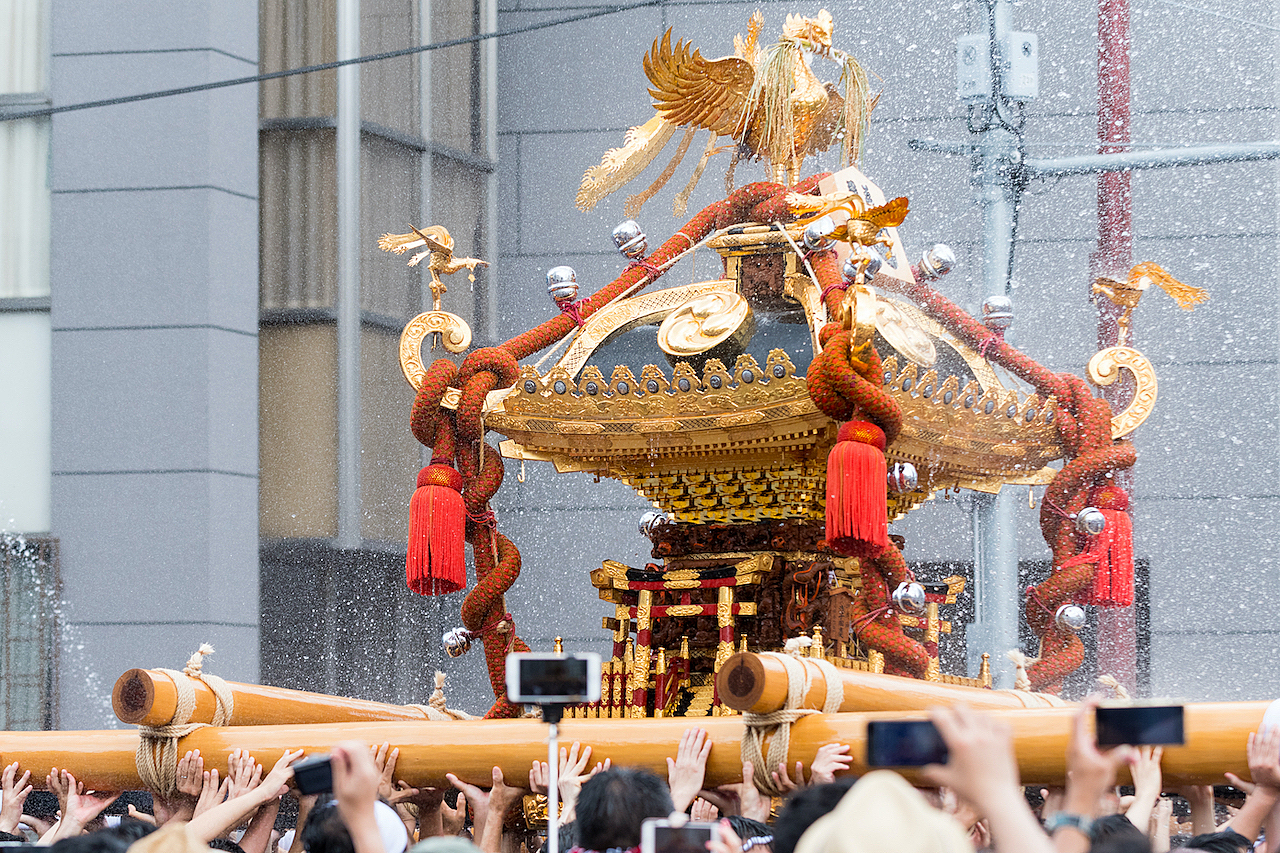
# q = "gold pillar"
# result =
<box><xmin>632</xmin><ymin>591</ymin><xmax>653</xmax><ymax>719</ymax></box>
<box><xmin>924</xmin><ymin>602</ymin><xmax>941</xmax><ymax>682</ymax></box>
<box><xmin>654</xmin><ymin>649</ymin><xmax>667</xmax><ymax>719</ymax></box>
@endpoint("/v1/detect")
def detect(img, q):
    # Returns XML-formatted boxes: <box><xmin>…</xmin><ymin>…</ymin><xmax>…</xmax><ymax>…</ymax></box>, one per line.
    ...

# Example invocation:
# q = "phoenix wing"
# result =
<box><xmin>644</xmin><ymin>29</ymin><xmax>754</xmax><ymax>139</ymax></box>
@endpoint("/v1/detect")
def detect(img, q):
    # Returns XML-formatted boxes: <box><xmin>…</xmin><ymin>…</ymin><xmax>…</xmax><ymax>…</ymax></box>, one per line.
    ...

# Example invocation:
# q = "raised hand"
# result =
<box><xmin>715</xmin><ymin>761</ymin><xmax>770</xmax><ymax>824</ymax></box>
<box><xmin>690</xmin><ymin>797</ymin><xmax>719</xmax><ymax>822</ymax></box>
<box><xmin>0</xmin><ymin>762</ymin><xmax>33</xmax><ymax>834</ymax></box>
<box><xmin>807</xmin><ymin>742</ymin><xmax>852</xmax><ymax>787</ymax></box>
<box><xmin>227</xmin><ymin>748</ymin><xmax>264</xmax><ymax>800</ymax></box>
<box><xmin>668</xmin><ymin>728</ymin><xmax>713</xmax><ymax>812</ymax></box>
<box><xmin>371</xmin><ymin>743</ymin><xmax>402</xmax><ymax>802</ymax></box>
<box><xmin>176</xmin><ymin>750</ymin><xmax>206</xmax><ymax>799</ymax></box>
<box><xmin>1248</xmin><ymin>727</ymin><xmax>1280</xmax><ymax>791</ymax></box>
<box><xmin>55</xmin><ymin>770</ymin><xmax>120</xmax><ymax>839</ymax></box>
<box><xmin>193</xmin><ymin>770</ymin><xmax>228</xmax><ymax>819</ymax></box>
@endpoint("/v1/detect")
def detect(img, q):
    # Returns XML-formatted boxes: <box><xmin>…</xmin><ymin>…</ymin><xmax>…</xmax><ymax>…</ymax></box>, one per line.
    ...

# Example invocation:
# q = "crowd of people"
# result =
<box><xmin>0</xmin><ymin>697</ymin><xmax>1276</xmax><ymax>853</ymax></box>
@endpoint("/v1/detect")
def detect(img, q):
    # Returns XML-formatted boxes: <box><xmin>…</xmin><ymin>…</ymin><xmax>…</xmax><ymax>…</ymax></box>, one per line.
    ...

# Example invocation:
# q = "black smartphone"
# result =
<box><xmin>866</xmin><ymin>720</ymin><xmax>949</xmax><ymax>767</ymax></box>
<box><xmin>640</xmin><ymin>819</ymin><xmax>719</xmax><ymax>853</ymax></box>
<box><xmin>1095</xmin><ymin>705</ymin><xmax>1185</xmax><ymax>746</ymax></box>
<box><xmin>292</xmin><ymin>754</ymin><xmax>334</xmax><ymax>795</ymax></box>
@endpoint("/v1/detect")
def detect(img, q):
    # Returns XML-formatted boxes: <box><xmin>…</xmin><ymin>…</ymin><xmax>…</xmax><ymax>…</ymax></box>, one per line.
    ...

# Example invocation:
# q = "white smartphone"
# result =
<box><xmin>640</xmin><ymin>819</ymin><xmax>720</xmax><ymax>853</ymax></box>
<box><xmin>505</xmin><ymin>652</ymin><xmax>602</xmax><ymax>704</ymax></box>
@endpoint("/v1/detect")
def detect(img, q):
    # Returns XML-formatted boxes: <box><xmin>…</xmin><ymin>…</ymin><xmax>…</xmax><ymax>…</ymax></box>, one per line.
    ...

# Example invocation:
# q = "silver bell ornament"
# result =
<box><xmin>892</xmin><ymin>581</ymin><xmax>927</xmax><ymax>615</ymax></box>
<box><xmin>918</xmin><ymin>244</ymin><xmax>956</xmax><ymax>280</ymax></box>
<box><xmin>982</xmin><ymin>295</ymin><xmax>1013</xmax><ymax>331</ymax></box>
<box><xmin>612</xmin><ymin>220</ymin><xmax>648</xmax><ymax>259</ymax></box>
<box><xmin>638</xmin><ymin>510</ymin><xmax>666</xmax><ymax>538</ymax></box>
<box><xmin>861</xmin><ymin>250</ymin><xmax>884</xmax><ymax>280</ymax></box>
<box><xmin>1074</xmin><ymin>507</ymin><xmax>1107</xmax><ymax>536</ymax></box>
<box><xmin>442</xmin><ymin>627</ymin><xmax>473</xmax><ymax>658</ymax></box>
<box><xmin>887</xmin><ymin>462</ymin><xmax>918</xmax><ymax>493</ymax></box>
<box><xmin>801</xmin><ymin>216</ymin><xmax>837</xmax><ymax>252</ymax></box>
<box><xmin>546</xmin><ymin>266</ymin><xmax>579</xmax><ymax>308</ymax></box>
<box><xmin>1055</xmin><ymin>604</ymin><xmax>1087</xmax><ymax>633</ymax></box>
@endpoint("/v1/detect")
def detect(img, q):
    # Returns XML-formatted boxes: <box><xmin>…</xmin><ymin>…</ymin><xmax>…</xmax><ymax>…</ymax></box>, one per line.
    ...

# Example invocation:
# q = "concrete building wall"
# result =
<box><xmin>48</xmin><ymin>1</ymin><xmax>261</xmax><ymax>727</ymax></box>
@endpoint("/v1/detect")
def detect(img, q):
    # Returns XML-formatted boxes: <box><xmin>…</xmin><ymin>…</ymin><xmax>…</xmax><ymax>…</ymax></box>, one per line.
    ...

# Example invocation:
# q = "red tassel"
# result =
<box><xmin>406</xmin><ymin>463</ymin><xmax>466</xmax><ymax>595</ymax></box>
<box><xmin>1065</xmin><ymin>486</ymin><xmax>1134</xmax><ymax>607</ymax></box>
<box><xmin>825</xmin><ymin>420</ymin><xmax>889</xmax><ymax>559</ymax></box>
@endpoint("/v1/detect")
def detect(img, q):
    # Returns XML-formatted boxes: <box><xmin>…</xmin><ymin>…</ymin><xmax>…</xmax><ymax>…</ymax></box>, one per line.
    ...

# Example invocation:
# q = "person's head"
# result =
<box><xmin>1089</xmin><ymin>814</ymin><xmax>1150</xmax><ymax>853</ymax></box>
<box><xmin>727</xmin><ymin>816</ymin><xmax>771</xmax><ymax>853</ymax></box>
<box><xmin>1181</xmin><ymin>830</ymin><xmax>1252</xmax><ymax>853</ymax></box>
<box><xmin>209</xmin><ymin>838</ymin><xmax>248</xmax><ymax>853</ymax></box>
<box><xmin>576</xmin><ymin>769</ymin><xmax>674</xmax><ymax>852</ymax></box>
<box><xmin>301</xmin><ymin>802</ymin><xmax>354</xmax><ymax>853</ymax></box>
<box><xmin>790</xmin><ymin>772</ymin><xmax>971</xmax><ymax>853</ymax></box>
<box><xmin>770</xmin><ymin>778</ymin><xmax>857</xmax><ymax>853</ymax></box>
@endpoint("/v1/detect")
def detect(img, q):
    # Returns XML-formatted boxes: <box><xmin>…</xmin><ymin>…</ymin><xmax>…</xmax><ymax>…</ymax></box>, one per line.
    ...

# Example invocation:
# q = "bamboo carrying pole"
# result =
<box><xmin>716</xmin><ymin>652</ymin><xmax>1066</xmax><ymax>713</ymax></box>
<box><xmin>2</xmin><ymin>702</ymin><xmax>1269</xmax><ymax>791</ymax></box>
<box><xmin>112</xmin><ymin>669</ymin><xmax>437</xmax><ymax>727</ymax></box>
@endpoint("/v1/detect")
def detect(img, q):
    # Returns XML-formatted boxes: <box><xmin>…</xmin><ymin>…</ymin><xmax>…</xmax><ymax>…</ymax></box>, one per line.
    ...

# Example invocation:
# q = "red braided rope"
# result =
<box><xmin>801</xmin><ymin>247</ymin><xmax>925</xmax><ymax>673</ymax></box>
<box><xmin>411</xmin><ymin>180</ymin><xmax>831</xmax><ymax>715</ymax></box>
<box><xmin>883</xmin><ymin>277</ymin><xmax>1137</xmax><ymax>692</ymax></box>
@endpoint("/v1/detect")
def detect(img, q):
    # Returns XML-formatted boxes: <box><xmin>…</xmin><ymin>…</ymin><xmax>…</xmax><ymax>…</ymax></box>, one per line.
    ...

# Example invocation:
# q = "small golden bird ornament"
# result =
<box><xmin>378</xmin><ymin>225</ymin><xmax>488</xmax><ymax>310</ymax></box>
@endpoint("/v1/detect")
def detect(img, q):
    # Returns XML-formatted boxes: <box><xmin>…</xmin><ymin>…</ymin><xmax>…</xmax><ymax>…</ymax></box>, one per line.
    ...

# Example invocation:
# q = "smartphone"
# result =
<box><xmin>505</xmin><ymin>652</ymin><xmax>601</xmax><ymax>704</ymax></box>
<box><xmin>640</xmin><ymin>819</ymin><xmax>719</xmax><ymax>853</ymax></box>
<box><xmin>292</xmin><ymin>753</ymin><xmax>334</xmax><ymax>795</ymax></box>
<box><xmin>866</xmin><ymin>720</ymin><xmax>949</xmax><ymax>767</ymax></box>
<box><xmin>1095</xmin><ymin>705</ymin><xmax>1185</xmax><ymax>747</ymax></box>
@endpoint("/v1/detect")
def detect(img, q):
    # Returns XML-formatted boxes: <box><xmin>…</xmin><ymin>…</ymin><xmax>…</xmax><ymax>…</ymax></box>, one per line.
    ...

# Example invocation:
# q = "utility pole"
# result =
<box><xmin>912</xmin><ymin>0</ymin><xmax>1280</xmax><ymax>692</ymax></box>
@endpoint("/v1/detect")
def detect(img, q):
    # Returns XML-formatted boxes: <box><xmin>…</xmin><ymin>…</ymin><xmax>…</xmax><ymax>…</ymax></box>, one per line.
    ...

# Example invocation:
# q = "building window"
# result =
<box><xmin>0</xmin><ymin>534</ymin><xmax>59</xmax><ymax>730</ymax></box>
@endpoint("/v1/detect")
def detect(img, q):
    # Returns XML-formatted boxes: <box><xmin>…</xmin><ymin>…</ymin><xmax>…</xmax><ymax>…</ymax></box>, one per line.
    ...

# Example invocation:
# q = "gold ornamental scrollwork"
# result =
<box><xmin>399</xmin><ymin>311</ymin><xmax>473</xmax><ymax>389</ymax></box>
<box><xmin>1087</xmin><ymin>346</ymin><xmax>1157</xmax><ymax>439</ymax></box>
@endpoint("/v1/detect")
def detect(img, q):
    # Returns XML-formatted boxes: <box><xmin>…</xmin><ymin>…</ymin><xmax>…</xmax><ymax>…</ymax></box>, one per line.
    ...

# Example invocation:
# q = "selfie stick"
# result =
<box><xmin>544</xmin><ymin>704</ymin><xmax>564</xmax><ymax>853</ymax></box>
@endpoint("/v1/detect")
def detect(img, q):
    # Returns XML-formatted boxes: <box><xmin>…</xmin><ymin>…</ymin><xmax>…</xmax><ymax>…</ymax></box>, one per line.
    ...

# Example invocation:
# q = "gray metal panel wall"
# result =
<box><xmin>48</xmin><ymin>1</ymin><xmax>261</xmax><ymax>727</ymax></box>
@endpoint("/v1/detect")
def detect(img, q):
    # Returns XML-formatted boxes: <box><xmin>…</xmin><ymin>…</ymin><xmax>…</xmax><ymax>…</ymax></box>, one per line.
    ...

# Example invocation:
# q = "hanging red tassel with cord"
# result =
<box><xmin>825</xmin><ymin>419</ymin><xmax>889</xmax><ymax>559</ymax></box>
<box><xmin>1063</xmin><ymin>484</ymin><xmax>1134</xmax><ymax>607</ymax></box>
<box><xmin>406</xmin><ymin>462</ymin><xmax>466</xmax><ymax>595</ymax></box>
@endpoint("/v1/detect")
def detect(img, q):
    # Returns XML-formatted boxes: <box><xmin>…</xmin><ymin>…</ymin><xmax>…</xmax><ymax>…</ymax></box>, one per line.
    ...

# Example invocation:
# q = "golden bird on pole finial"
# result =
<box><xmin>1091</xmin><ymin>261</ymin><xmax>1207</xmax><ymax>346</ymax></box>
<box><xmin>378</xmin><ymin>225</ymin><xmax>489</xmax><ymax>311</ymax></box>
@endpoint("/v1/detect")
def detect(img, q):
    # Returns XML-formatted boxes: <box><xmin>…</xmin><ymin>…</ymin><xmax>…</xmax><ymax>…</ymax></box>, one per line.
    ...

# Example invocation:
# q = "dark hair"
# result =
<box><xmin>47</xmin><ymin>820</ymin><xmax>157</xmax><ymax>853</ymax></box>
<box><xmin>726</xmin><ymin>816</ymin><xmax>771</xmax><ymax>853</ymax></box>
<box><xmin>1089</xmin><ymin>815</ymin><xmax>1151</xmax><ymax>853</ymax></box>
<box><xmin>576</xmin><ymin>769</ymin><xmax>673</xmax><ymax>852</ymax></box>
<box><xmin>726</xmin><ymin>817</ymin><xmax>769</xmax><ymax>841</ymax></box>
<box><xmin>301</xmin><ymin>802</ymin><xmax>354</xmax><ymax>853</ymax></box>
<box><xmin>770</xmin><ymin>779</ymin><xmax>856</xmax><ymax>853</ymax></box>
<box><xmin>0</xmin><ymin>831</ymin><xmax>26</xmax><ymax>842</ymax></box>
<box><xmin>1181</xmin><ymin>830</ymin><xmax>1252</xmax><ymax>853</ymax></box>
<box><xmin>209</xmin><ymin>838</ymin><xmax>248</xmax><ymax>853</ymax></box>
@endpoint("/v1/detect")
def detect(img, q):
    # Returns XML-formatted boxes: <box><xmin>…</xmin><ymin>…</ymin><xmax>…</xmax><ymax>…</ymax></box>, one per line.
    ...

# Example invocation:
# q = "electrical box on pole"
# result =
<box><xmin>957</xmin><ymin>31</ymin><xmax>1038</xmax><ymax>103</ymax></box>
<box><xmin>1001</xmin><ymin>32</ymin><xmax>1039</xmax><ymax>101</ymax></box>
<box><xmin>956</xmin><ymin>34</ymin><xmax>991</xmax><ymax>103</ymax></box>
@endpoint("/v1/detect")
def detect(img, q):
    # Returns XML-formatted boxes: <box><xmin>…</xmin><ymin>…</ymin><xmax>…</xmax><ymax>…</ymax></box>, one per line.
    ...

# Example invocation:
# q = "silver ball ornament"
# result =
<box><xmin>801</xmin><ymin>216</ymin><xmax>836</xmax><ymax>252</ymax></box>
<box><xmin>442</xmin><ymin>628</ymin><xmax>472</xmax><ymax>658</ymax></box>
<box><xmin>546</xmin><ymin>266</ymin><xmax>579</xmax><ymax>308</ymax></box>
<box><xmin>1055</xmin><ymin>604</ymin><xmax>1087</xmax><ymax>633</ymax></box>
<box><xmin>862</xmin><ymin>250</ymin><xmax>884</xmax><ymax>280</ymax></box>
<box><xmin>638</xmin><ymin>510</ymin><xmax>663</xmax><ymax>538</ymax></box>
<box><xmin>1074</xmin><ymin>507</ymin><xmax>1106</xmax><ymax>536</ymax></box>
<box><xmin>887</xmin><ymin>462</ymin><xmax>918</xmax><ymax>493</ymax></box>
<box><xmin>918</xmin><ymin>244</ymin><xmax>956</xmax><ymax>279</ymax></box>
<box><xmin>892</xmin><ymin>581</ymin><xmax>927</xmax><ymax>615</ymax></box>
<box><xmin>982</xmin><ymin>295</ymin><xmax>1014</xmax><ymax>331</ymax></box>
<box><xmin>612</xmin><ymin>220</ymin><xmax>648</xmax><ymax>259</ymax></box>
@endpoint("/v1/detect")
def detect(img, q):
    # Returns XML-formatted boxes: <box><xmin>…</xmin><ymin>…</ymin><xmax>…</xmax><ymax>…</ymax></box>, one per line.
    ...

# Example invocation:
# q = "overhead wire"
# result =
<box><xmin>0</xmin><ymin>0</ymin><xmax>665</xmax><ymax>123</ymax></box>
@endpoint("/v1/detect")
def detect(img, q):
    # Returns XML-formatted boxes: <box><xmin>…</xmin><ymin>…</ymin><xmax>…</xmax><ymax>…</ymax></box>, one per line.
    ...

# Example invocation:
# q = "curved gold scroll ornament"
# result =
<box><xmin>399</xmin><ymin>311</ymin><xmax>473</xmax><ymax>390</ymax></box>
<box><xmin>1087</xmin><ymin>346</ymin><xmax>1157</xmax><ymax>439</ymax></box>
